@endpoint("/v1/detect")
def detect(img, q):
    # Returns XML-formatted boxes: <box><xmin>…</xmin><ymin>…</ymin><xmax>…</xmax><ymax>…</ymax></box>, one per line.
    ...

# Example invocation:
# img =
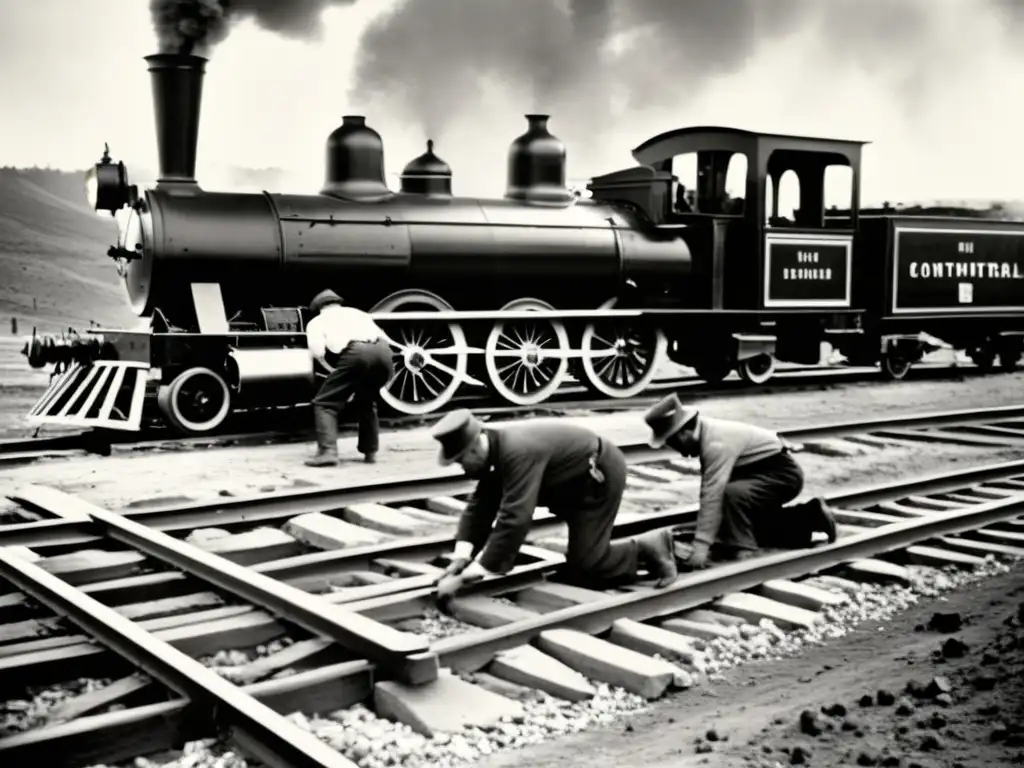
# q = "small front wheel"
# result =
<box><xmin>156</xmin><ymin>367</ymin><xmax>232</xmax><ymax>434</ymax></box>
<box><xmin>737</xmin><ymin>354</ymin><xmax>776</xmax><ymax>385</ymax></box>
<box><xmin>880</xmin><ymin>354</ymin><xmax>911</xmax><ymax>381</ymax></box>
<box><xmin>969</xmin><ymin>347</ymin><xmax>995</xmax><ymax>373</ymax></box>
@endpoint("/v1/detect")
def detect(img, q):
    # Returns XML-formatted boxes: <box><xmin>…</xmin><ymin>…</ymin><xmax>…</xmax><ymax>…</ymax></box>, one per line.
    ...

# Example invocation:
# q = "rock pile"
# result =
<box><xmin>736</xmin><ymin>594</ymin><xmax>1024</xmax><ymax>767</ymax></box>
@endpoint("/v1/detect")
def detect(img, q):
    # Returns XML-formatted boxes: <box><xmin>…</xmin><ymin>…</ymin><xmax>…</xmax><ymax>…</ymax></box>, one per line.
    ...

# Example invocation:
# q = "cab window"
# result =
<box><xmin>671</xmin><ymin>150</ymin><xmax>748</xmax><ymax>216</ymax></box>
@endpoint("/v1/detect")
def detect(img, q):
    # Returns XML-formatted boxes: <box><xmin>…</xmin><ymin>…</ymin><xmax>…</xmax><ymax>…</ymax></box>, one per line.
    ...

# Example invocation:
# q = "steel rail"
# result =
<box><xmin>0</xmin><ymin>365</ymin><xmax>819</xmax><ymax>462</ymax></box>
<box><xmin>5</xmin><ymin>460</ymin><xmax>1024</xmax><ymax>668</ymax></box>
<box><xmin>18</xmin><ymin>489</ymin><xmax>439</xmax><ymax>683</ymax></box>
<box><xmin>2</xmin><ymin>461</ymin><xmax>1023</xmax><ymax>766</ymax></box>
<box><xmin>4</xmin><ymin>403</ymin><xmax>1024</xmax><ymax>552</ymax></box>
<box><xmin>0</xmin><ymin>362</ymin><xmax>998</xmax><ymax>467</ymax></box>
<box><xmin>260</xmin><ymin>456</ymin><xmax>1024</xmax><ymax>600</ymax></box>
<box><xmin>0</xmin><ymin>547</ymin><xmax>359</xmax><ymax>768</ymax></box>
<box><xmin>10</xmin><ymin>459</ymin><xmax>1023</xmax><ymax>640</ymax></box>
<box><xmin>429</xmin><ymin>484</ymin><xmax>1024</xmax><ymax>671</ymax></box>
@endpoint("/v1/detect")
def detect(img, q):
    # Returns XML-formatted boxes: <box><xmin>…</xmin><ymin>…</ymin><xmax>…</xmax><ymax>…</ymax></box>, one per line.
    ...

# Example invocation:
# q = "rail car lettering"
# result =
<box><xmin>893</xmin><ymin>229</ymin><xmax>1024</xmax><ymax>312</ymax></box>
<box><xmin>908</xmin><ymin>261</ymin><xmax>1022</xmax><ymax>280</ymax></box>
<box><xmin>764</xmin><ymin>237</ymin><xmax>851</xmax><ymax>308</ymax></box>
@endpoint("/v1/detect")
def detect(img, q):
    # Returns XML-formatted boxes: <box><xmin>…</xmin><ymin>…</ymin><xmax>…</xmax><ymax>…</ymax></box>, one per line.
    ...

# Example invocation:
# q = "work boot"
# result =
<box><xmin>808</xmin><ymin>497</ymin><xmax>838</xmax><ymax>543</ymax></box>
<box><xmin>634</xmin><ymin>528</ymin><xmax>678</xmax><ymax>588</ymax></box>
<box><xmin>363</xmin><ymin>452</ymin><xmax>377</xmax><ymax>464</ymax></box>
<box><xmin>304</xmin><ymin>406</ymin><xmax>339</xmax><ymax>467</ymax></box>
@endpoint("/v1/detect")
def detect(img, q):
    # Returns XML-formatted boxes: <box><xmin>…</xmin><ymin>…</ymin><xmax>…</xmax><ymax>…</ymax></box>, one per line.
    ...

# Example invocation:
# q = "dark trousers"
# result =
<box><xmin>558</xmin><ymin>441</ymin><xmax>639</xmax><ymax>588</ymax></box>
<box><xmin>716</xmin><ymin>450</ymin><xmax>817</xmax><ymax>553</ymax></box>
<box><xmin>312</xmin><ymin>338</ymin><xmax>394</xmax><ymax>455</ymax></box>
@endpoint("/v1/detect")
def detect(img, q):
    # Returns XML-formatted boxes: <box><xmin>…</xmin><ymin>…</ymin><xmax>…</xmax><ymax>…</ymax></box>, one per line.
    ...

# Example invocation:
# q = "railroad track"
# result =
<box><xmin>0</xmin><ymin>360</ymin><xmax>996</xmax><ymax>467</ymax></box>
<box><xmin>0</xmin><ymin>406</ymin><xmax>1023</xmax><ymax>766</ymax></box>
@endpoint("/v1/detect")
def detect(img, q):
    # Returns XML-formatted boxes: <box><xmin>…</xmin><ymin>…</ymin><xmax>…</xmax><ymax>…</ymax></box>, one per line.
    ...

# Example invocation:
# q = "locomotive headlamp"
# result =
<box><xmin>85</xmin><ymin>143</ymin><xmax>132</xmax><ymax>213</ymax></box>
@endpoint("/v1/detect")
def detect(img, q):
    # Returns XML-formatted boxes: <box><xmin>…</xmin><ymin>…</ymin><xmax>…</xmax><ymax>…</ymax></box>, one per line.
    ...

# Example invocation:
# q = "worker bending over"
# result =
<box><xmin>303</xmin><ymin>289</ymin><xmax>394</xmax><ymax>466</ymax></box>
<box><xmin>429</xmin><ymin>410</ymin><xmax>678</xmax><ymax>599</ymax></box>
<box><xmin>644</xmin><ymin>393</ymin><xmax>838</xmax><ymax>569</ymax></box>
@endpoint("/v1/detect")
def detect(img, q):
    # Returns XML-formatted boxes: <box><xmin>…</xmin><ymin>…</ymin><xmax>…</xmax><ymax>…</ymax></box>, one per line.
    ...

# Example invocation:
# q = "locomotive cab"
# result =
<box><xmin>615</xmin><ymin>126</ymin><xmax>868</xmax><ymax>382</ymax></box>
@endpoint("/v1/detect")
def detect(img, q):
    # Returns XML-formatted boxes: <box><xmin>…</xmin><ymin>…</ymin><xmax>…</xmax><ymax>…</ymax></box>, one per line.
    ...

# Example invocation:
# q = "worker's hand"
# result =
<box><xmin>435</xmin><ymin>574</ymin><xmax>464</xmax><ymax>601</ymax></box>
<box><xmin>683</xmin><ymin>541</ymin><xmax>710</xmax><ymax>570</ymax></box>
<box><xmin>435</xmin><ymin>569</ymin><xmax>485</xmax><ymax>602</ymax></box>
<box><xmin>434</xmin><ymin>556</ymin><xmax>471</xmax><ymax>584</ymax></box>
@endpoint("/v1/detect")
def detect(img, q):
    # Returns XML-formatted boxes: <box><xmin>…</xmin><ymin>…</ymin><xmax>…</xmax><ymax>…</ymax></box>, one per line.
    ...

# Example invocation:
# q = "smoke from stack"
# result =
<box><xmin>347</xmin><ymin>0</ymin><xmax>965</xmax><ymax>123</ymax></box>
<box><xmin>149</xmin><ymin>0</ymin><xmax>358</xmax><ymax>56</ymax></box>
<box><xmin>144</xmin><ymin>0</ymin><xmax>1022</xmax><ymax>200</ymax></box>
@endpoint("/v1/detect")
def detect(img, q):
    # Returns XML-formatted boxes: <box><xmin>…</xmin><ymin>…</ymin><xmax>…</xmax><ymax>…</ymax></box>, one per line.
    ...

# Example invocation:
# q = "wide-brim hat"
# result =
<box><xmin>310</xmin><ymin>289</ymin><xmax>344</xmax><ymax>314</ymax></box>
<box><xmin>644</xmin><ymin>393</ymin><xmax>698</xmax><ymax>449</ymax></box>
<box><xmin>430</xmin><ymin>408</ymin><xmax>483</xmax><ymax>465</ymax></box>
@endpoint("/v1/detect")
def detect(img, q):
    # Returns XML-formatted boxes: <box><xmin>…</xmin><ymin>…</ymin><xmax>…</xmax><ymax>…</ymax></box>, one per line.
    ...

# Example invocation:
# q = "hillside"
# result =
<box><xmin>0</xmin><ymin>167</ymin><xmax>136</xmax><ymax>334</ymax></box>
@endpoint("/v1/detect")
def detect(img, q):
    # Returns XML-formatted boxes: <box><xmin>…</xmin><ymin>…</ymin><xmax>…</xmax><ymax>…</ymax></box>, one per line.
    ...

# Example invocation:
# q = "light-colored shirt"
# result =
<box><xmin>693</xmin><ymin>417</ymin><xmax>785</xmax><ymax>546</ymax></box>
<box><xmin>305</xmin><ymin>304</ymin><xmax>387</xmax><ymax>361</ymax></box>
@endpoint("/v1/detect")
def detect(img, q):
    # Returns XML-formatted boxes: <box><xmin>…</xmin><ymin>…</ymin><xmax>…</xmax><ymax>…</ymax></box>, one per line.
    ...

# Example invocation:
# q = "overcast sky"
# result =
<box><xmin>1</xmin><ymin>0</ymin><xmax>1021</xmax><ymax>206</ymax></box>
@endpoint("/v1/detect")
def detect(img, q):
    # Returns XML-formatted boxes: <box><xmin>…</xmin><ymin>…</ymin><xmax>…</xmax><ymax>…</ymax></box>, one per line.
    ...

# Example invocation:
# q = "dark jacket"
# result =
<box><xmin>456</xmin><ymin>421</ymin><xmax>602</xmax><ymax>573</ymax></box>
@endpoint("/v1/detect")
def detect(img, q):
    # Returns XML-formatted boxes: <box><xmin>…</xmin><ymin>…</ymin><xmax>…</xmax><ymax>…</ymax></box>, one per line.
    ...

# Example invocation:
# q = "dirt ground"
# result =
<box><xmin>1</xmin><ymin>369</ymin><xmax>1024</xmax><ymax>510</ymax></box>
<box><xmin>474</xmin><ymin>562</ymin><xmax>1024</xmax><ymax>768</ymax></box>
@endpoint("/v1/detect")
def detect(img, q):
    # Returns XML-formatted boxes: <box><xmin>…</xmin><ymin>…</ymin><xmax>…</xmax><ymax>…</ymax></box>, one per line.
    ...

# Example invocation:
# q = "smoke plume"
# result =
<box><xmin>149</xmin><ymin>0</ymin><xmax>357</xmax><ymax>56</ymax></box>
<box><xmin>345</xmin><ymin>0</ymin><xmax>996</xmax><ymax>139</ymax></box>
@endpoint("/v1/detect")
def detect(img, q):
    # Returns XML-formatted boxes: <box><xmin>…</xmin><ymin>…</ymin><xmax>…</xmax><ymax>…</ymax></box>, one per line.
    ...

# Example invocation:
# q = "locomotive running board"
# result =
<box><xmin>27</xmin><ymin>361</ymin><xmax>149</xmax><ymax>432</ymax></box>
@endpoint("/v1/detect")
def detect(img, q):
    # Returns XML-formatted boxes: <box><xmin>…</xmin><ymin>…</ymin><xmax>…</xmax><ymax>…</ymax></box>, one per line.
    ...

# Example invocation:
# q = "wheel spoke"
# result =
<box><xmin>580</xmin><ymin>319</ymin><xmax>665</xmax><ymax>399</ymax></box>
<box><xmin>484</xmin><ymin>308</ymin><xmax>569</xmax><ymax>405</ymax></box>
<box><xmin>594</xmin><ymin>353</ymin><xmax>617</xmax><ymax>378</ymax></box>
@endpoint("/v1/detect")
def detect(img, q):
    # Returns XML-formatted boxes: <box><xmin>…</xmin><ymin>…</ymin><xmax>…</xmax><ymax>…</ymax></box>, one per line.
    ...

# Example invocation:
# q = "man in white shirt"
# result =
<box><xmin>304</xmin><ymin>289</ymin><xmax>395</xmax><ymax>466</ymax></box>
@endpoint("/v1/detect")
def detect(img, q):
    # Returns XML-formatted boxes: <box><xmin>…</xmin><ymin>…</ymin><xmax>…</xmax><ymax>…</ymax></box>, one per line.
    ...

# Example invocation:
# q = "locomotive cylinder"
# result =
<box><xmin>227</xmin><ymin>348</ymin><xmax>315</xmax><ymax>391</ymax></box>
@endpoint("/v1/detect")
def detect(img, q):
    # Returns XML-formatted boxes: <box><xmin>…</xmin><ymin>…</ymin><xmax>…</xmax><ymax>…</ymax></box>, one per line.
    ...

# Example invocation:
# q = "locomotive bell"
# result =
<box><xmin>321</xmin><ymin>115</ymin><xmax>392</xmax><ymax>201</ymax></box>
<box><xmin>400</xmin><ymin>140</ymin><xmax>453</xmax><ymax>197</ymax></box>
<box><xmin>505</xmin><ymin>114</ymin><xmax>573</xmax><ymax>205</ymax></box>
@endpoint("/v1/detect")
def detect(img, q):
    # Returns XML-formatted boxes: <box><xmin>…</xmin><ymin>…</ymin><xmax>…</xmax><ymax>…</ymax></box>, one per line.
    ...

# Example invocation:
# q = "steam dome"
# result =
<box><xmin>321</xmin><ymin>115</ymin><xmax>392</xmax><ymax>201</ymax></box>
<box><xmin>505</xmin><ymin>114</ymin><xmax>572</xmax><ymax>205</ymax></box>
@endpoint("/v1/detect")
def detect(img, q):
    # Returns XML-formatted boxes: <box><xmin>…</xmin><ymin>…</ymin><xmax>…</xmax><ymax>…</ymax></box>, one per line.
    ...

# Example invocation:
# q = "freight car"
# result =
<box><xmin>19</xmin><ymin>52</ymin><xmax>1022</xmax><ymax>436</ymax></box>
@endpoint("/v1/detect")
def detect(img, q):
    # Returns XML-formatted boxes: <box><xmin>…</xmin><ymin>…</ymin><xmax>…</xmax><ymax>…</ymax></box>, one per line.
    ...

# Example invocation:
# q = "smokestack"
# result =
<box><xmin>145</xmin><ymin>53</ymin><xmax>207</xmax><ymax>185</ymax></box>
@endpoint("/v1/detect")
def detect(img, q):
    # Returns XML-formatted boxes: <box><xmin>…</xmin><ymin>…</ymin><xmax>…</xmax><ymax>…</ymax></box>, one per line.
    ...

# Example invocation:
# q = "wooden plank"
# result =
<box><xmin>872</xmin><ymin>502</ymin><xmax>929</xmax><ymax>518</ymax></box>
<box><xmin>537</xmin><ymin>628</ymin><xmax>680</xmax><ymax>699</ymax></box>
<box><xmin>905</xmin><ymin>544</ymin><xmax>987</xmax><ymax>568</ymax></box>
<box><xmin>969</xmin><ymin>527</ymin><xmax>1024</xmax><ymax>545</ymax></box>
<box><xmin>873</xmin><ymin>428</ymin><xmax>1022</xmax><ymax>447</ymax></box>
<box><xmin>42</xmin><ymin>674</ymin><xmax>153</xmax><ymax>726</ymax></box>
<box><xmin>841</xmin><ymin>558</ymin><xmax>912</xmax><ymax>585</ymax></box>
<box><xmin>712</xmin><ymin>592</ymin><xmax>824</xmax><ymax>631</ymax></box>
<box><xmin>832</xmin><ymin>508</ymin><xmax>903</xmax><ymax>527</ymax></box>
<box><xmin>488</xmin><ymin>645</ymin><xmax>596</xmax><ymax>701</ymax></box>
<box><xmin>903</xmin><ymin>495</ymin><xmax>969</xmax><ymax>511</ymax></box>
<box><xmin>756</xmin><ymin>578</ymin><xmax>848</xmax><ymax>611</ymax></box>
<box><xmin>936</xmin><ymin>536</ymin><xmax>1024</xmax><ymax>559</ymax></box>
<box><xmin>215</xmin><ymin>638</ymin><xmax>334</xmax><ymax>686</ymax></box>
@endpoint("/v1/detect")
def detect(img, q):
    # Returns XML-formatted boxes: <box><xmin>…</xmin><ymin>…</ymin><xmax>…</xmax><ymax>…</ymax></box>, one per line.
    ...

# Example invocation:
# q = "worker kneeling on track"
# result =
<box><xmin>429</xmin><ymin>410</ymin><xmax>679</xmax><ymax>600</ymax></box>
<box><xmin>304</xmin><ymin>289</ymin><xmax>395</xmax><ymax>467</ymax></box>
<box><xmin>644</xmin><ymin>394</ymin><xmax>838</xmax><ymax>569</ymax></box>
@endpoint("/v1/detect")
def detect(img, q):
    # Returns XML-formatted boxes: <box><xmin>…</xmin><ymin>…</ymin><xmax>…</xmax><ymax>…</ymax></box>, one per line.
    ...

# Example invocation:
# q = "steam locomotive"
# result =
<box><xmin>21</xmin><ymin>53</ymin><xmax>1024</xmax><ymax>436</ymax></box>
